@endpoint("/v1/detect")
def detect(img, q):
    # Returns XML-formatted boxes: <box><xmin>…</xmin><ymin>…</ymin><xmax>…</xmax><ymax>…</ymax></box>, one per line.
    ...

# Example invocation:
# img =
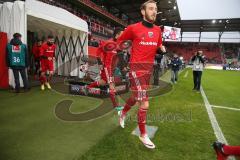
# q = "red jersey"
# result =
<box><xmin>96</xmin><ymin>39</ymin><xmax>118</xmax><ymax>76</ymax></box>
<box><xmin>32</xmin><ymin>44</ymin><xmax>41</xmax><ymax>59</ymax></box>
<box><xmin>118</xmin><ymin>22</ymin><xmax>162</xmax><ymax>71</ymax></box>
<box><xmin>40</xmin><ymin>42</ymin><xmax>56</xmax><ymax>58</ymax></box>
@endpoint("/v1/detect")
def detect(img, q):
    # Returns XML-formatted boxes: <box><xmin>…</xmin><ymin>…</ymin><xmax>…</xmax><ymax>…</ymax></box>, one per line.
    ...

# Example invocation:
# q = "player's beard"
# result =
<box><xmin>47</xmin><ymin>42</ymin><xmax>54</xmax><ymax>46</ymax></box>
<box><xmin>145</xmin><ymin>12</ymin><xmax>156</xmax><ymax>23</ymax></box>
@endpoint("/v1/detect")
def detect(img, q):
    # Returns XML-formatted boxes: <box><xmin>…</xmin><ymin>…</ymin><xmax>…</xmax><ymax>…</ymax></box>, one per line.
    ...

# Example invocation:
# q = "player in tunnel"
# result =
<box><xmin>85</xmin><ymin>27</ymin><xmax>125</xmax><ymax>112</ymax></box>
<box><xmin>32</xmin><ymin>39</ymin><xmax>42</xmax><ymax>80</ymax></box>
<box><xmin>39</xmin><ymin>35</ymin><xmax>56</xmax><ymax>90</ymax></box>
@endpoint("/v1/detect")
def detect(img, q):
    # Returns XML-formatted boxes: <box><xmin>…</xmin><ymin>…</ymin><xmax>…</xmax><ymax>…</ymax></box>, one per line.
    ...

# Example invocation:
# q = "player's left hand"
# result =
<box><xmin>160</xmin><ymin>45</ymin><xmax>166</xmax><ymax>53</ymax></box>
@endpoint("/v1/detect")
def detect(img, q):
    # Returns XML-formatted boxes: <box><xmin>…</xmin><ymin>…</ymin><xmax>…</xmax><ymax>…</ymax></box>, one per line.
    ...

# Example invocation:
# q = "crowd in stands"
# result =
<box><xmin>222</xmin><ymin>44</ymin><xmax>240</xmax><ymax>68</ymax></box>
<box><xmin>39</xmin><ymin>0</ymin><xmax>122</xmax><ymax>38</ymax></box>
<box><xmin>78</xmin><ymin>0</ymin><xmax>127</xmax><ymax>26</ymax></box>
<box><xmin>166</xmin><ymin>43</ymin><xmax>222</xmax><ymax>64</ymax></box>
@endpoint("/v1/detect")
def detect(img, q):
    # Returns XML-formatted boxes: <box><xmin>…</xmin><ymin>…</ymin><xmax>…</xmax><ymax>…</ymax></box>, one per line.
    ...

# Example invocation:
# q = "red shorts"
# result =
<box><xmin>100</xmin><ymin>67</ymin><xmax>113</xmax><ymax>83</ymax></box>
<box><xmin>41</xmin><ymin>59</ymin><xmax>54</xmax><ymax>72</ymax></box>
<box><xmin>129</xmin><ymin>71</ymin><xmax>151</xmax><ymax>101</ymax></box>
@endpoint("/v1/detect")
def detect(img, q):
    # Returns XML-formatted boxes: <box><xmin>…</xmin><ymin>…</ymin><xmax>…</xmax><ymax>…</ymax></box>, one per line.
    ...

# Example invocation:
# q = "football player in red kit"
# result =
<box><xmin>32</xmin><ymin>39</ymin><xmax>42</xmax><ymax>80</ymax></box>
<box><xmin>213</xmin><ymin>141</ymin><xmax>240</xmax><ymax>160</ymax></box>
<box><xmin>86</xmin><ymin>28</ymin><xmax>124</xmax><ymax>112</ymax></box>
<box><xmin>117</xmin><ymin>0</ymin><xmax>166</xmax><ymax>149</ymax></box>
<box><xmin>39</xmin><ymin>35</ymin><xmax>56</xmax><ymax>90</ymax></box>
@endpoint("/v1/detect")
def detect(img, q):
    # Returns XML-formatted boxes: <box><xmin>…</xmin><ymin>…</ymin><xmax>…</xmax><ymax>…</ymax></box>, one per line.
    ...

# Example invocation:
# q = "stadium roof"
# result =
<box><xmin>2</xmin><ymin>0</ymin><xmax>240</xmax><ymax>32</ymax></box>
<box><xmin>96</xmin><ymin>0</ymin><xmax>240</xmax><ymax>32</ymax></box>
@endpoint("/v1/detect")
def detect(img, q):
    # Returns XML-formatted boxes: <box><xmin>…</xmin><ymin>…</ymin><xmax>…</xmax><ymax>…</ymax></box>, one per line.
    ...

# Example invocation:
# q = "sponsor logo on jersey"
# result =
<box><xmin>46</xmin><ymin>49</ymin><xmax>54</xmax><ymax>52</ymax></box>
<box><xmin>139</xmin><ymin>41</ymin><xmax>157</xmax><ymax>46</ymax></box>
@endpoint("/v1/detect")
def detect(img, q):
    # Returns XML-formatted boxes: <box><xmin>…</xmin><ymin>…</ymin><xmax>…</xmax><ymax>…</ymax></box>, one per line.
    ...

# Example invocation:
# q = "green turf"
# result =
<box><xmin>202</xmin><ymin>69</ymin><xmax>240</xmax><ymax>146</ymax></box>
<box><xmin>80</xmin><ymin>69</ymin><xmax>216</xmax><ymax>160</ymax></box>
<box><xmin>0</xmin><ymin>87</ymin><xmax>120</xmax><ymax>160</ymax></box>
<box><xmin>1</xmin><ymin>68</ymin><xmax>239</xmax><ymax>160</ymax></box>
<box><xmin>213</xmin><ymin>108</ymin><xmax>240</xmax><ymax>146</ymax></box>
<box><xmin>202</xmin><ymin>69</ymin><xmax>240</xmax><ymax>109</ymax></box>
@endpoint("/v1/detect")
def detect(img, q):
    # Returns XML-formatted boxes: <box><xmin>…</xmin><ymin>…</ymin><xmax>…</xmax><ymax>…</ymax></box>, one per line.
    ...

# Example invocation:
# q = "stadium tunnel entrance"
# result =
<box><xmin>27</xmin><ymin>15</ymin><xmax>88</xmax><ymax>79</ymax></box>
<box><xmin>0</xmin><ymin>0</ymin><xmax>89</xmax><ymax>88</ymax></box>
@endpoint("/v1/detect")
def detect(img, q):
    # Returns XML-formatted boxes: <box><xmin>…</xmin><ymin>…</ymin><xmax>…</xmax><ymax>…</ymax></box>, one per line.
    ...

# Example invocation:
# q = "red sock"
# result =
<box><xmin>87</xmin><ymin>81</ymin><xmax>99</xmax><ymax>89</ymax></box>
<box><xmin>122</xmin><ymin>96</ymin><xmax>136</xmax><ymax>117</ymax></box>
<box><xmin>109</xmin><ymin>90</ymin><xmax>118</xmax><ymax>108</ymax></box>
<box><xmin>223</xmin><ymin>145</ymin><xmax>240</xmax><ymax>156</ymax></box>
<box><xmin>215</xmin><ymin>150</ymin><xmax>228</xmax><ymax>160</ymax></box>
<box><xmin>138</xmin><ymin>108</ymin><xmax>148</xmax><ymax>136</ymax></box>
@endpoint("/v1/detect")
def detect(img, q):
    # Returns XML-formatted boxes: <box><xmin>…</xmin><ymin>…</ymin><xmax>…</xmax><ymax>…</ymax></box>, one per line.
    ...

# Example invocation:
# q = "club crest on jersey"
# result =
<box><xmin>12</xmin><ymin>45</ymin><xmax>21</xmax><ymax>53</ymax></box>
<box><xmin>148</xmin><ymin>32</ymin><xmax>154</xmax><ymax>38</ymax></box>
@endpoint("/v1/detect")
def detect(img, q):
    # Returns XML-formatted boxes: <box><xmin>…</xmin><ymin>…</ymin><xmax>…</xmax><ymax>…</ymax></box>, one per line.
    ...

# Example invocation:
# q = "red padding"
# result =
<box><xmin>0</xmin><ymin>32</ymin><xmax>9</xmax><ymax>89</ymax></box>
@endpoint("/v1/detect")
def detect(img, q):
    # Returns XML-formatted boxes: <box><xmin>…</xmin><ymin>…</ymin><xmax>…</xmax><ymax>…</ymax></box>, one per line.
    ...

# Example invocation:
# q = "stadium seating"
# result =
<box><xmin>166</xmin><ymin>43</ymin><xmax>223</xmax><ymax>64</ymax></box>
<box><xmin>39</xmin><ymin>0</ymin><xmax>117</xmax><ymax>38</ymax></box>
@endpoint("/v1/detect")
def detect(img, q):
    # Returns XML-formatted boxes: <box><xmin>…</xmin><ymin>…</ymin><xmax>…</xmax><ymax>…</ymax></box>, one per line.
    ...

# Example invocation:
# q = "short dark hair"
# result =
<box><xmin>13</xmin><ymin>33</ymin><xmax>22</xmax><ymax>38</ymax></box>
<box><xmin>37</xmin><ymin>38</ymin><xmax>42</xmax><ymax>42</ymax></box>
<box><xmin>140</xmin><ymin>0</ymin><xmax>157</xmax><ymax>10</ymax></box>
<box><xmin>48</xmin><ymin>35</ymin><xmax>54</xmax><ymax>39</ymax></box>
<box><xmin>113</xmin><ymin>27</ymin><xmax>123</xmax><ymax>38</ymax></box>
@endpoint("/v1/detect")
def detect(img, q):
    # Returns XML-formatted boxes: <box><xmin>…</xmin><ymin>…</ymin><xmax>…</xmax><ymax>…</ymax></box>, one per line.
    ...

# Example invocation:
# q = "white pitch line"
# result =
<box><xmin>201</xmin><ymin>87</ymin><xmax>236</xmax><ymax>160</ymax></box>
<box><xmin>184</xmin><ymin>70</ymin><xmax>189</xmax><ymax>78</ymax></box>
<box><xmin>212</xmin><ymin>105</ymin><xmax>240</xmax><ymax>111</ymax></box>
<box><xmin>200</xmin><ymin>87</ymin><xmax>237</xmax><ymax>160</ymax></box>
<box><xmin>200</xmin><ymin>87</ymin><xmax>228</xmax><ymax>144</ymax></box>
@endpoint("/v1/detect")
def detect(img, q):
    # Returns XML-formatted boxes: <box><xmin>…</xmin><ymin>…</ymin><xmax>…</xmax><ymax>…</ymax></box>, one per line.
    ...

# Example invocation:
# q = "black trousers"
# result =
<box><xmin>193</xmin><ymin>71</ymin><xmax>202</xmax><ymax>90</ymax></box>
<box><xmin>153</xmin><ymin>64</ymin><xmax>160</xmax><ymax>85</ymax></box>
<box><xmin>34</xmin><ymin>59</ymin><xmax>40</xmax><ymax>75</ymax></box>
<box><xmin>12</xmin><ymin>68</ymin><xmax>29</xmax><ymax>91</ymax></box>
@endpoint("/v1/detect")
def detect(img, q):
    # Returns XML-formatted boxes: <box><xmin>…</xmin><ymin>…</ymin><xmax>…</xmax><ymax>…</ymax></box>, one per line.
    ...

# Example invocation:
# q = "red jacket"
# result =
<box><xmin>32</xmin><ymin>44</ymin><xmax>41</xmax><ymax>59</ymax></box>
<box><xmin>117</xmin><ymin>22</ymin><xmax>163</xmax><ymax>71</ymax></box>
<box><xmin>40</xmin><ymin>42</ymin><xmax>56</xmax><ymax>58</ymax></box>
<box><xmin>96</xmin><ymin>39</ymin><xmax>118</xmax><ymax>77</ymax></box>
